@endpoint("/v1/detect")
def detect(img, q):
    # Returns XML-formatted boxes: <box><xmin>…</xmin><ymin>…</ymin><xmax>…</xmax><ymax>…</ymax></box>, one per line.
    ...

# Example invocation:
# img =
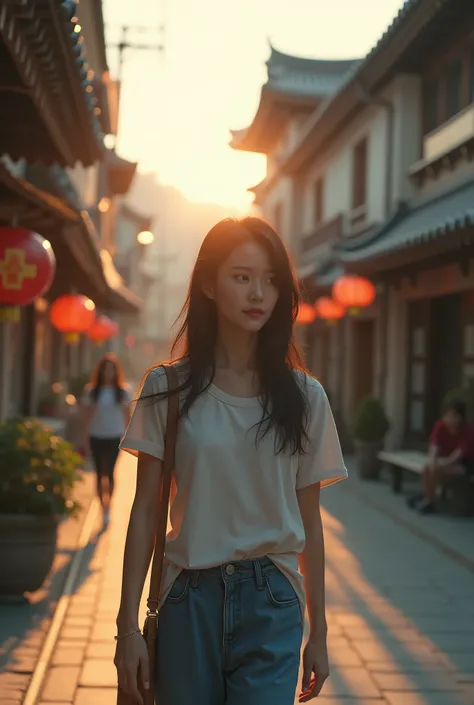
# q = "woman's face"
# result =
<box><xmin>102</xmin><ymin>360</ymin><xmax>116</xmax><ymax>384</ymax></box>
<box><xmin>207</xmin><ymin>239</ymin><xmax>279</xmax><ymax>333</ymax></box>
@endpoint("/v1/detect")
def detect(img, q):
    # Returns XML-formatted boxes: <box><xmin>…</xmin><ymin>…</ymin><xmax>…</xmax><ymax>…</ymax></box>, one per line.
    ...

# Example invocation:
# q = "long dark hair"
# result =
<box><xmin>88</xmin><ymin>353</ymin><xmax>127</xmax><ymax>404</ymax></box>
<box><xmin>142</xmin><ymin>217</ymin><xmax>310</xmax><ymax>454</ymax></box>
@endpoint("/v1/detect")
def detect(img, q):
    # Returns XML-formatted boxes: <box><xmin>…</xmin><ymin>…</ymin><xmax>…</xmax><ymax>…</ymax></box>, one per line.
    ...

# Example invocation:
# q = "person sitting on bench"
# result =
<box><xmin>408</xmin><ymin>400</ymin><xmax>474</xmax><ymax>514</ymax></box>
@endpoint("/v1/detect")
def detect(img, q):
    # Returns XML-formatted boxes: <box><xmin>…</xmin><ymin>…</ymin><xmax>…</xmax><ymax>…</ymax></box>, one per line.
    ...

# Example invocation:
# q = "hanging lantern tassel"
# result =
<box><xmin>332</xmin><ymin>275</ymin><xmax>376</xmax><ymax>316</ymax></box>
<box><xmin>50</xmin><ymin>294</ymin><xmax>96</xmax><ymax>344</ymax></box>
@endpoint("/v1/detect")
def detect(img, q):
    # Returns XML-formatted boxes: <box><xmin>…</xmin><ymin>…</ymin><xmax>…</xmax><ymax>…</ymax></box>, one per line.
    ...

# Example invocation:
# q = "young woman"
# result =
<box><xmin>115</xmin><ymin>217</ymin><xmax>347</xmax><ymax>704</ymax></box>
<box><xmin>82</xmin><ymin>353</ymin><xmax>131</xmax><ymax>525</ymax></box>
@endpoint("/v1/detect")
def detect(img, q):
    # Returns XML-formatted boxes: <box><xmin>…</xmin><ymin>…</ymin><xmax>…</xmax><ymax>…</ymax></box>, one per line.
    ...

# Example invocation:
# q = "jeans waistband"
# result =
<box><xmin>181</xmin><ymin>556</ymin><xmax>277</xmax><ymax>589</ymax></box>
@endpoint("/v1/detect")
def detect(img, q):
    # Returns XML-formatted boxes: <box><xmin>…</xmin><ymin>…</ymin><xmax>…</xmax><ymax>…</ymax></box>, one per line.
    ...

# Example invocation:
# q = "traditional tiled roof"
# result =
<box><xmin>230</xmin><ymin>44</ymin><xmax>360</xmax><ymax>153</ymax></box>
<box><xmin>0</xmin><ymin>0</ymin><xmax>105</xmax><ymax>166</ymax></box>
<box><xmin>338</xmin><ymin>177</ymin><xmax>474</xmax><ymax>271</ymax></box>
<box><xmin>283</xmin><ymin>0</ymin><xmax>458</xmax><ymax>174</ymax></box>
<box><xmin>265</xmin><ymin>45</ymin><xmax>360</xmax><ymax>98</ymax></box>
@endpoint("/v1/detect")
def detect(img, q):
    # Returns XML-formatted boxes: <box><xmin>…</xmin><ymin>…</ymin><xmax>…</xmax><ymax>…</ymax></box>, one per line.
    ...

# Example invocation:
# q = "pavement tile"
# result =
<box><xmin>79</xmin><ymin>659</ymin><xmax>117</xmax><ymax>687</ymax></box>
<box><xmin>329</xmin><ymin>646</ymin><xmax>364</xmax><ymax>667</ymax></box>
<box><xmin>320</xmin><ymin>667</ymin><xmax>381</xmax><ymax>698</ymax></box>
<box><xmin>0</xmin><ymin>672</ymin><xmax>29</xmax><ymax>690</ymax></box>
<box><xmin>90</xmin><ymin>621</ymin><xmax>116</xmax><ymax>642</ymax></box>
<box><xmin>384</xmin><ymin>692</ymin><xmax>472</xmax><ymax>705</ymax></box>
<box><xmin>352</xmin><ymin>639</ymin><xmax>437</xmax><ymax>664</ymax></box>
<box><xmin>74</xmin><ymin>687</ymin><xmax>117</xmax><ymax>705</ymax></box>
<box><xmin>7</xmin><ymin>646</ymin><xmax>38</xmax><ymax>673</ymax></box>
<box><xmin>440</xmin><ymin>652</ymin><xmax>474</xmax><ymax>673</ymax></box>
<box><xmin>60</xmin><ymin>626</ymin><xmax>90</xmax><ymax>641</ymax></box>
<box><xmin>372</xmin><ymin>670</ymin><xmax>463</xmax><ymax>692</ymax></box>
<box><xmin>41</xmin><ymin>665</ymin><xmax>81</xmax><ymax>702</ymax></box>
<box><xmin>52</xmin><ymin>647</ymin><xmax>86</xmax><ymax>666</ymax></box>
<box><xmin>63</xmin><ymin>616</ymin><xmax>93</xmax><ymax>628</ymax></box>
<box><xmin>56</xmin><ymin>639</ymin><xmax>88</xmax><ymax>651</ymax></box>
<box><xmin>430</xmin><ymin>635</ymin><xmax>474</xmax><ymax>652</ymax></box>
<box><xmin>86</xmin><ymin>641</ymin><xmax>116</xmax><ymax>659</ymax></box>
<box><xmin>344</xmin><ymin>626</ymin><xmax>428</xmax><ymax>642</ymax></box>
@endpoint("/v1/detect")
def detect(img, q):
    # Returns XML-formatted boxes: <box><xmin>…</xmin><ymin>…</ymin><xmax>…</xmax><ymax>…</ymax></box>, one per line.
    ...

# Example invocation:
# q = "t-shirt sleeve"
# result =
<box><xmin>296</xmin><ymin>378</ymin><xmax>348</xmax><ymax>490</ymax></box>
<box><xmin>119</xmin><ymin>369</ymin><xmax>168</xmax><ymax>460</ymax></box>
<box><xmin>429</xmin><ymin>420</ymin><xmax>443</xmax><ymax>447</ymax></box>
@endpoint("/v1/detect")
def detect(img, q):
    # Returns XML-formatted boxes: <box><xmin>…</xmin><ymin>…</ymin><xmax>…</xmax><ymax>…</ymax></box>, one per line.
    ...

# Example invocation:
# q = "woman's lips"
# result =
<box><xmin>244</xmin><ymin>309</ymin><xmax>265</xmax><ymax>318</ymax></box>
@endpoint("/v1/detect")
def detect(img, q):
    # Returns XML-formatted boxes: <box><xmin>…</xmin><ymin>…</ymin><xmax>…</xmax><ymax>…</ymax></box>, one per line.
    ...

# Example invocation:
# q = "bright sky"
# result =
<box><xmin>103</xmin><ymin>0</ymin><xmax>405</xmax><ymax>211</ymax></box>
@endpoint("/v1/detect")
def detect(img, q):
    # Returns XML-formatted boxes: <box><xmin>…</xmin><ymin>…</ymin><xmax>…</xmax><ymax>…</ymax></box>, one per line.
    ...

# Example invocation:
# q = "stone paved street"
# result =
<box><xmin>28</xmin><ymin>452</ymin><xmax>474</xmax><ymax>705</ymax></box>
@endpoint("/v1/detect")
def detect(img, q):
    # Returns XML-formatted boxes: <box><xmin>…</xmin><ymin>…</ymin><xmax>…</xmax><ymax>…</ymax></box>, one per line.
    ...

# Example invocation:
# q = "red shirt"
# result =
<box><xmin>429</xmin><ymin>420</ymin><xmax>474</xmax><ymax>460</ymax></box>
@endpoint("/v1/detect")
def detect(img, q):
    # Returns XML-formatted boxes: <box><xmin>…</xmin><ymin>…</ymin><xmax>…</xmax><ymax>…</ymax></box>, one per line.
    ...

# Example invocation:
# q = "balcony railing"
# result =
<box><xmin>424</xmin><ymin>104</ymin><xmax>474</xmax><ymax>163</ymax></box>
<box><xmin>302</xmin><ymin>214</ymin><xmax>344</xmax><ymax>252</ymax></box>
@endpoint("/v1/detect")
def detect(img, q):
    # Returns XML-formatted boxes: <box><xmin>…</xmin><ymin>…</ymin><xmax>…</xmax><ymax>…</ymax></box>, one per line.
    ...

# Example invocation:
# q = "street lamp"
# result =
<box><xmin>137</xmin><ymin>230</ymin><xmax>154</xmax><ymax>245</ymax></box>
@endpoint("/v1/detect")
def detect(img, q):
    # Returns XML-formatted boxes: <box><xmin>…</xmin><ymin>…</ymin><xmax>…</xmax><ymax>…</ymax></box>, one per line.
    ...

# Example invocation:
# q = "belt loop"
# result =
<box><xmin>190</xmin><ymin>570</ymin><xmax>200</xmax><ymax>588</ymax></box>
<box><xmin>253</xmin><ymin>559</ymin><xmax>265</xmax><ymax>590</ymax></box>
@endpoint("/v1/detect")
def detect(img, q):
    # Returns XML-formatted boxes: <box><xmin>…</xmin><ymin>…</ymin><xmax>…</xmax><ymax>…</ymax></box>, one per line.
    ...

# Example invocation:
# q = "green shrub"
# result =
<box><xmin>352</xmin><ymin>395</ymin><xmax>390</xmax><ymax>442</ymax></box>
<box><xmin>0</xmin><ymin>418</ymin><xmax>83</xmax><ymax>517</ymax></box>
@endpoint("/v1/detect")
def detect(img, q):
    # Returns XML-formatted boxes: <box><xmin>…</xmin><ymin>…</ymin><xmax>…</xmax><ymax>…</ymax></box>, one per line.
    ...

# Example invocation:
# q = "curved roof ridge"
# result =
<box><xmin>267</xmin><ymin>42</ymin><xmax>361</xmax><ymax>73</ymax></box>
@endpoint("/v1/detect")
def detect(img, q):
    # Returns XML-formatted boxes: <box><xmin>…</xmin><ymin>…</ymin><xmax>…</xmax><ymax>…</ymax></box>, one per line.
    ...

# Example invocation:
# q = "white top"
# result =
<box><xmin>120</xmin><ymin>362</ymin><xmax>347</xmax><ymax>613</ymax></box>
<box><xmin>84</xmin><ymin>386</ymin><xmax>131</xmax><ymax>439</ymax></box>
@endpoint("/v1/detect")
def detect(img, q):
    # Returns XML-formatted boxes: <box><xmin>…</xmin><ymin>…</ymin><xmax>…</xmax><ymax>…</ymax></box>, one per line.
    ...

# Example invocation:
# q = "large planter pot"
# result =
<box><xmin>354</xmin><ymin>439</ymin><xmax>383</xmax><ymax>480</ymax></box>
<box><xmin>0</xmin><ymin>515</ymin><xmax>58</xmax><ymax>596</ymax></box>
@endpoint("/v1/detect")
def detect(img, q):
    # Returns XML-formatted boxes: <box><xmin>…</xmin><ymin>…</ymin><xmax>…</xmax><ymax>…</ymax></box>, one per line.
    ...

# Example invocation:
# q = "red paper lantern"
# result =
<box><xmin>0</xmin><ymin>227</ymin><xmax>56</xmax><ymax>322</ymax></box>
<box><xmin>87</xmin><ymin>315</ymin><xmax>119</xmax><ymax>345</ymax></box>
<box><xmin>50</xmin><ymin>294</ymin><xmax>96</xmax><ymax>344</ymax></box>
<box><xmin>333</xmin><ymin>274</ymin><xmax>376</xmax><ymax>315</ymax></box>
<box><xmin>315</xmin><ymin>297</ymin><xmax>346</xmax><ymax>323</ymax></box>
<box><xmin>296</xmin><ymin>302</ymin><xmax>317</xmax><ymax>325</ymax></box>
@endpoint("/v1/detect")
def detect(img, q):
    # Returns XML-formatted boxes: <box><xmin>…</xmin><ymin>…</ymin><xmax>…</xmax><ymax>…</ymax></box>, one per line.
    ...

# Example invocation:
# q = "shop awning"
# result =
<box><xmin>0</xmin><ymin>164</ymin><xmax>142</xmax><ymax>314</ymax></box>
<box><xmin>338</xmin><ymin>177</ymin><xmax>474</xmax><ymax>273</ymax></box>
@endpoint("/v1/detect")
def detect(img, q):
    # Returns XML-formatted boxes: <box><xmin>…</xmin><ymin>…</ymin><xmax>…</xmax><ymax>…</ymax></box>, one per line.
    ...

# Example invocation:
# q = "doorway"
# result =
<box><xmin>352</xmin><ymin>318</ymin><xmax>375</xmax><ymax>412</ymax></box>
<box><xmin>429</xmin><ymin>293</ymin><xmax>463</xmax><ymax>427</ymax></box>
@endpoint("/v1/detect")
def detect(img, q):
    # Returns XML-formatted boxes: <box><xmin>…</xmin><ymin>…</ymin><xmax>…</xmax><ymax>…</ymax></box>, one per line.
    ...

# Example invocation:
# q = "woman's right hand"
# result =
<box><xmin>114</xmin><ymin>632</ymin><xmax>150</xmax><ymax>704</ymax></box>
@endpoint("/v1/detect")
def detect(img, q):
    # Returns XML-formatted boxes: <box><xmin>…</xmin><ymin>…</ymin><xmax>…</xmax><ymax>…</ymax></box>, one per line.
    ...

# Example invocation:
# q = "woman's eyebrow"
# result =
<box><xmin>230</xmin><ymin>265</ymin><xmax>275</xmax><ymax>273</ymax></box>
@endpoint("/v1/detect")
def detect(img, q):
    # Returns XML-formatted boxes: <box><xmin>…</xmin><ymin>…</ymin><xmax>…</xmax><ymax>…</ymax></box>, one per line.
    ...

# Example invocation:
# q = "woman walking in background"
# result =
<box><xmin>115</xmin><ymin>217</ymin><xmax>347</xmax><ymax>703</ymax></box>
<box><xmin>82</xmin><ymin>353</ymin><xmax>131</xmax><ymax>526</ymax></box>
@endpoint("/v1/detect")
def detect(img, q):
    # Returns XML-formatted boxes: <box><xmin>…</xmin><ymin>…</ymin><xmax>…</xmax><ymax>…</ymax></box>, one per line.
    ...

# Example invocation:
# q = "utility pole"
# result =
<box><xmin>108</xmin><ymin>24</ymin><xmax>165</xmax><ymax>85</ymax></box>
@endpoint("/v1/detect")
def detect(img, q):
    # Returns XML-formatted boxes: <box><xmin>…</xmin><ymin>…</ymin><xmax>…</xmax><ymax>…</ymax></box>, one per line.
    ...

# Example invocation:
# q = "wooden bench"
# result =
<box><xmin>378</xmin><ymin>449</ymin><xmax>474</xmax><ymax>516</ymax></box>
<box><xmin>378</xmin><ymin>450</ymin><xmax>427</xmax><ymax>493</ymax></box>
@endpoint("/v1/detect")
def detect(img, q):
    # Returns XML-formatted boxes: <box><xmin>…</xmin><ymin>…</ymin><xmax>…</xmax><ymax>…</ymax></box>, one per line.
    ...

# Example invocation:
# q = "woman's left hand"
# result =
<box><xmin>299</xmin><ymin>635</ymin><xmax>329</xmax><ymax>701</ymax></box>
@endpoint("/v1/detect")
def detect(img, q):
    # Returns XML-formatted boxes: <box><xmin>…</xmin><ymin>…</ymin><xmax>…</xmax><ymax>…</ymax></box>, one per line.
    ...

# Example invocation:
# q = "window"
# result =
<box><xmin>314</xmin><ymin>178</ymin><xmax>324</xmax><ymax>225</ymax></box>
<box><xmin>423</xmin><ymin>81</ymin><xmax>439</xmax><ymax>133</ymax></box>
<box><xmin>446</xmin><ymin>59</ymin><xmax>462</xmax><ymax>119</ymax></box>
<box><xmin>352</xmin><ymin>137</ymin><xmax>367</xmax><ymax>210</ymax></box>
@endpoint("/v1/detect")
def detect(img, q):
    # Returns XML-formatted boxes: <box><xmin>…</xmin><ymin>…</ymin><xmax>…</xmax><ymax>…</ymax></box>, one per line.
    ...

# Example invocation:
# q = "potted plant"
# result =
<box><xmin>352</xmin><ymin>396</ymin><xmax>390</xmax><ymax>479</ymax></box>
<box><xmin>0</xmin><ymin>418</ymin><xmax>83</xmax><ymax>597</ymax></box>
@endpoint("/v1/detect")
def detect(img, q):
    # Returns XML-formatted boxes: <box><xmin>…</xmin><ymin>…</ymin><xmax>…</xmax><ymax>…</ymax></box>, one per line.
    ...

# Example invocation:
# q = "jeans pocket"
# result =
<box><xmin>264</xmin><ymin>569</ymin><xmax>299</xmax><ymax>608</ymax></box>
<box><xmin>166</xmin><ymin>573</ymin><xmax>190</xmax><ymax>604</ymax></box>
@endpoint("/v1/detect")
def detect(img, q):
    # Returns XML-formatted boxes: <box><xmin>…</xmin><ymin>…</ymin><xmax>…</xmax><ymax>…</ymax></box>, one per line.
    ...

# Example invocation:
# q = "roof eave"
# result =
<box><xmin>282</xmin><ymin>0</ymin><xmax>451</xmax><ymax>176</ymax></box>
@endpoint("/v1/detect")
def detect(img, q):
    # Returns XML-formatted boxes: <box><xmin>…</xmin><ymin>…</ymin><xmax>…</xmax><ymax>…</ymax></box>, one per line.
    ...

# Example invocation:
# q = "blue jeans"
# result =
<box><xmin>155</xmin><ymin>557</ymin><xmax>303</xmax><ymax>704</ymax></box>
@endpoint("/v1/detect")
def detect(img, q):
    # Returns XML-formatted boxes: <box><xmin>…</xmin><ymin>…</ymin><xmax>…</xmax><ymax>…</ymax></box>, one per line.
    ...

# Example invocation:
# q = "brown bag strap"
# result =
<box><xmin>146</xmin><ymin>364</ymin><xmax>180</xmax><ymax>614</ymax></box>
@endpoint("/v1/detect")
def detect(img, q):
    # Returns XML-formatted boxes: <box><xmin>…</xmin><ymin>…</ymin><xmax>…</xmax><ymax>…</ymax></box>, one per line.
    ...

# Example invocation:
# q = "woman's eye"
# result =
<box><xmin>235</xmin><ymin>274</ymin><xmax>249</xmax><ymax>282</ymax></box>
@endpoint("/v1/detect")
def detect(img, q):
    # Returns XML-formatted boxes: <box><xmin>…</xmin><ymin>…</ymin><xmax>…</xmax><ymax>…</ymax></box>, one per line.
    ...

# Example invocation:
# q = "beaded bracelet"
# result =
<box><xmin>114</xmin><ymin>628</ymin><xmax>141</xmax><ymax>641</ymax></box>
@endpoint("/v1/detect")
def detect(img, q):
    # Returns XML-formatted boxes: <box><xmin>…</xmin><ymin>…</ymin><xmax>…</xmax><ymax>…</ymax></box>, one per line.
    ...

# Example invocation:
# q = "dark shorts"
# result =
<box><xmin>89</xmin><ymin>436</ymin><xmax>120</xmax><ymax>479</ymax></box>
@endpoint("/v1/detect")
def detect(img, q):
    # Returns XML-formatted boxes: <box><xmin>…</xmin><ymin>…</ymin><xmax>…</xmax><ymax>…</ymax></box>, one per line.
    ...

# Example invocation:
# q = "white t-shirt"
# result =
<box><xmin>84</xmin><ymin>386</ymin><xmax>131</xmax><ymax>439</ymax></box>
<box><xmin>120</xmin><ymin>362</ymin><xmax>347</xmax><ymax>614</ymax></box>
